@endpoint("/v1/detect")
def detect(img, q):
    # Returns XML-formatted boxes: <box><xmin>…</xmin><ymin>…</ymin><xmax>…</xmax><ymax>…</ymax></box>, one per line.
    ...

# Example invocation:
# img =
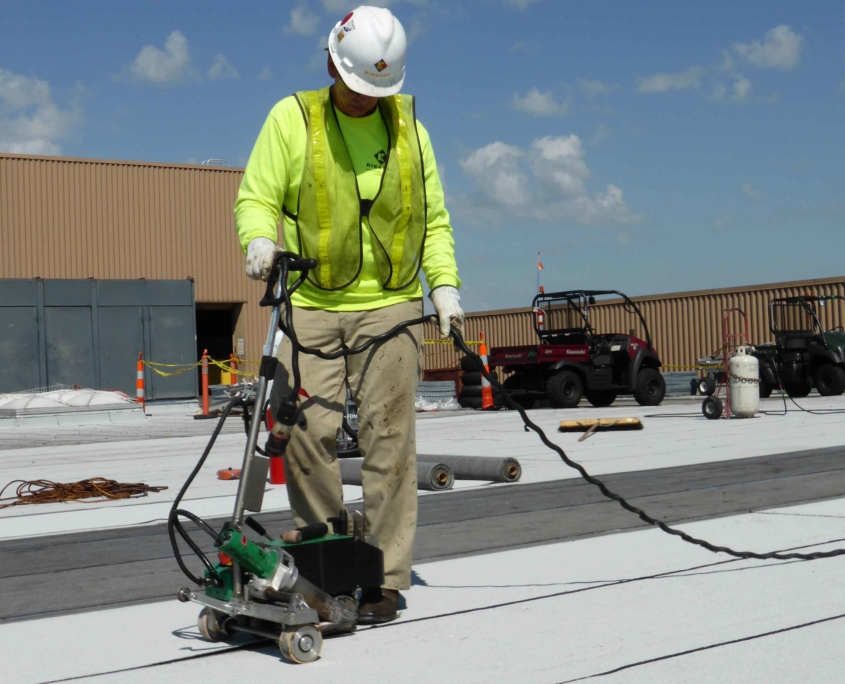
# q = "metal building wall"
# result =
<box><xmin>0</xmin><ymin>153</ymin><xmax>275</xmax><ymax>377</ymax></box>
<box><xmin>423</xmin><ymin>278</ymin><xmax>845</xmax><ymax>371</ymax></box>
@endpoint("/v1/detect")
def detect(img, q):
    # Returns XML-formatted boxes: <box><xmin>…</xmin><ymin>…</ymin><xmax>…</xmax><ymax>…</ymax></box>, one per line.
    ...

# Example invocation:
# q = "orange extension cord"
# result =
<box><xmin>0</xmin><ymin>478</ymin><xmax>168</xmax><ymax>509</ymax></box>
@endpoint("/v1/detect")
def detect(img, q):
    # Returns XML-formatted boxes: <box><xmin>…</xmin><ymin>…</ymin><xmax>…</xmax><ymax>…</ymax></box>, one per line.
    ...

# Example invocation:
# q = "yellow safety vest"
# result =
<box><xmin>291</xmin><ymin>87</ymin><xmax>427</xmax><ymax>291</ymax></box>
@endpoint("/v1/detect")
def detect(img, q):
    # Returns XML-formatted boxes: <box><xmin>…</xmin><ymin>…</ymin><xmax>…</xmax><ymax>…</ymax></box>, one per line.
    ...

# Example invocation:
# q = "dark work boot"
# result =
<box><xmin>357</xmin><ymin>588</ymin><xmax>400</xmax><ymax>625</ymax></box>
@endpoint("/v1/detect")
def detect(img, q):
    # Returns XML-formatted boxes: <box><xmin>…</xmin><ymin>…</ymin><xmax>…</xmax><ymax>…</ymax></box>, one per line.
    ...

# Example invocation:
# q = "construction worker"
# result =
<box><xmin>234</xmin><ymin>6</ymin><xmax>462</xmax><ymax>624</ymax></box>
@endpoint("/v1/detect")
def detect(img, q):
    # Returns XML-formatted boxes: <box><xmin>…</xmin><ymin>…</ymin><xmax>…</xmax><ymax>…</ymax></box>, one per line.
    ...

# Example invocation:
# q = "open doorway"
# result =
<box><xmin>196</xmin><ymin>304</ymin><xmax>239</xmax><ymax>387</ymax></box>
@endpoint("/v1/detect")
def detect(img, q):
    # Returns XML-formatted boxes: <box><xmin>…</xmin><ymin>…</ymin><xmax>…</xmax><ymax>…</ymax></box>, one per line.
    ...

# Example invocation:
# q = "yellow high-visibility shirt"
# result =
<box><xmin>234</xmin><ymin>95</ymin><xmax>461</xmax><ymax>311</ymax></box>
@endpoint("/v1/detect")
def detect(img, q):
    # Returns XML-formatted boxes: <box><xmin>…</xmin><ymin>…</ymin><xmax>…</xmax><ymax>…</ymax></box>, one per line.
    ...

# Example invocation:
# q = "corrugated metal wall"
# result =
<box><xmin>0</xmin><ymin>153</ymin><xmax>275</xmax><ymax>371</ymax></box>
<box><xmin>424</xmin><ymin>280</ymin><xmax>845</xmax><ymax>371</ymax></box>
<box><xmin>4</xmin><ymin>153</ymin><xmax>843</xmax><ymax>379</ymax></box>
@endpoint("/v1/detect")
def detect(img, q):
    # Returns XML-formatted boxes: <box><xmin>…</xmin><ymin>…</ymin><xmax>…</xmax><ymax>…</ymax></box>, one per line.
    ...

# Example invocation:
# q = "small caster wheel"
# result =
<box><xmin>197</xmin><ymin>607</ymin><xmax>232</xmax><ymax>642</ymax></box>
<box><xmin>279</xmin><ymin>624</ymin><xmax>322</xmax><ymax>664</ymax></box>
<box><xmin>702</xmin><ymin>395</ymin><xmax>723</xmax><ymax>420</ymax></box>
<box><xmin>698</xmin><ymin>373</ymin><xmax>716</xmax><ymax>396</ymax></box>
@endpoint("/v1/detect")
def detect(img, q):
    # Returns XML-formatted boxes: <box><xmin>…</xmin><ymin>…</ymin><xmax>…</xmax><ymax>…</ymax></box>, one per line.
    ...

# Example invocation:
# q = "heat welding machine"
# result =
<box><xmin>171</xmin><ymin>253</ymin><xmax>387</xmax><ymax>664</ymax></box>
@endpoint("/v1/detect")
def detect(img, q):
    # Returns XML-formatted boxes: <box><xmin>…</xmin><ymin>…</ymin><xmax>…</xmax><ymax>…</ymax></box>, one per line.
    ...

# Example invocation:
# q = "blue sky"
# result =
<box><xmin>1</xmin><ymin>0</ymin><xmax>843</xmax><ymax>313</ymax></box>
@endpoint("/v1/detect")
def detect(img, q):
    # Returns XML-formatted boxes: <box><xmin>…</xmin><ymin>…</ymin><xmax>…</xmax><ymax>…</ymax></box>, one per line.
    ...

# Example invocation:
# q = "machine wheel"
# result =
<box><xmin>634</xmin><ymin>368</ymin><xmax>666</xmax><ymax>406</ymax></box>
<box><xmin>197</xmin><ymin>607</ymin><xmax>232</xmax><ymax>642</ymax></box>
<box><xmin>698</xmin><ymin>373</ymin><xmax>716</xmax><ymax>396</ymax></box>
<box><xmin>279</xmin><ymin>624</ymin><xmax>323</xmax><ymax>664</ymax></box>
<box><xmin>460</xmin><ymin>355</ymin><xmax>486</xmax><ymax>372</ymax></box>
<box><xmin>815</xmin><ymin>365</ymin><xmax>845</xmax><ymax>397</ymax></box>
<box><xmin>784</xmin><ymin>381</ymin><xmax>811</xmax><ymax>398</ymax></box>
<box><xmin>586</xmin><ymin>391</ymin><xmax>617</xmax><ymax>408</ymax></box>
<box><xmin>758</xmin><ymin>377</ymin><xmax>773</xmax><ymax>399</ymax></box>
<box><xmin>460</xmin><ymin>370</ymin><xmax>498</xmax><ymax>386</ymax></box>
<box><xmin>702</xmin><ymin>395</ymin><xmax>723</xmax><ymax>420</ymax></box>
<box><xmin>546</xmin><ymin>371</ymin><xmax>583</xmax><ymax>409</ymax></box>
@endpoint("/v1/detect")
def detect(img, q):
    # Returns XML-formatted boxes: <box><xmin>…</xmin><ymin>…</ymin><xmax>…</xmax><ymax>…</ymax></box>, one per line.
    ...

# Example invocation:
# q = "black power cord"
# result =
<box><xmin>170</xmin><ymin>254</ymin><xmax>845</xmax><ymax>587</ymax></box>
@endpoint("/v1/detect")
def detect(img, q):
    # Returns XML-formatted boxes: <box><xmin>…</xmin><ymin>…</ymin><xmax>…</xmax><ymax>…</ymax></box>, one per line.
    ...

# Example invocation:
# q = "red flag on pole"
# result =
<box><xmin>537</xmin><ymin>254</ymin><xmax>543</xmax><ymax>270</ymax></box>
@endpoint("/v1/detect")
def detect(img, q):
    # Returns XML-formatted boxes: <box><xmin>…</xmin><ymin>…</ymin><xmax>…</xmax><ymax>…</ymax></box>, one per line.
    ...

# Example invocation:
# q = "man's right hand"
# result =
<box><xmin>245</xmin><ymin>237</ymin><xmax>279</xmax><ymax>281</ymax></box>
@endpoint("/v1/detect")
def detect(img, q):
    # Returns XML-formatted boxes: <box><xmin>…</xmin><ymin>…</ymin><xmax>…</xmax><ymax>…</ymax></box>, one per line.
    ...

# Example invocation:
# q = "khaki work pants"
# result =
<box><xmin>269</xmin><ymin>299</ymin><xmax>423</xmax><ymax>591</ymax></box>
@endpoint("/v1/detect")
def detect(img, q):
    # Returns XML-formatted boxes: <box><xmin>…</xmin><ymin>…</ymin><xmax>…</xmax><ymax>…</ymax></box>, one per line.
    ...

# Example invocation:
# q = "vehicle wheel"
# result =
<box><xmin>784</xmin><ymin>381</ymin><xmax>811</xmax><ymax>398</ymax></box>
<box><xmin>197</xmin><ymin>607</ymin><xmax>232</xmax><ymax>642</ymax></box>
<box><xmin>460</xmin><ymin>355</ymin><xmax>486</xmax><ymax>372</ymax></box>
<box><xmin>698</xmin><ymin>373</ymin><xmax>715</xmax><ymax>397</ymax></box>
<box><xmin>815</xmin><ymin>365</ymin><xmax>845</xmax><ymax>397</ymax></box>
<box><xmin>279</xmin><ymin>624</ymin><xmax>322</xmax><ymax>664</ymax></box>
<box><xmin>460</xmin><ymin>370</ymin><xmax>498</xmax><ymax>386</ymax></box>
<box><xmin>634</xmin><ymin>368</ymin><xmax>666</xmax><ymax>406</ymax></box>
<box><xmin>546</xmin><ymin>371</ymin><xmax>583</xmax><ymax>409</ymax></box>
<box><xmin>758</xmin><ymin>377</ymin><xmax>773</xmax><ymax>399</ymax></box>
<box><xmin>586</xmin><ymin>391</ymin><xmax>617</xmax><ymax>408</ymax></box>
<box><xmin>702</xmin><ymin>395</ymin><xmax>723</xmax><ymax>420</ymax></box>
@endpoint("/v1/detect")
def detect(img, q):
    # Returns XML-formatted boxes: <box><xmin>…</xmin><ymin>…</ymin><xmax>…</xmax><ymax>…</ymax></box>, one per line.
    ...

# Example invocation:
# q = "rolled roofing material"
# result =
<box><xmin>417</xmin><ymin>455</ymin><xmax>522</xmax><ymax>483</ymax></box>
<box><xmin>338</xmin><ymin>458</ymin><xmax>454</xmax><ymax>491</ymax></box>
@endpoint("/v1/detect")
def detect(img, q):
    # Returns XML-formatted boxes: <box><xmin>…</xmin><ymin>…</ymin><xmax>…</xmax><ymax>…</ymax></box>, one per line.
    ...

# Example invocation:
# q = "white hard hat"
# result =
<box><xmin>327</xmin><ymin>6</ymin><xmax>406</xmax><ymax>97</ymax></box>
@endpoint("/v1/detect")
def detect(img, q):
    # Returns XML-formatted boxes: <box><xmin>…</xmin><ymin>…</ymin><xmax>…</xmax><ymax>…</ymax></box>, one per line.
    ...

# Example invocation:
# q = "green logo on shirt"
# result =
<box><xmin>367</xmin><ymin>149</ymin><xmax>387</xmax><ymax>171</ymax></box>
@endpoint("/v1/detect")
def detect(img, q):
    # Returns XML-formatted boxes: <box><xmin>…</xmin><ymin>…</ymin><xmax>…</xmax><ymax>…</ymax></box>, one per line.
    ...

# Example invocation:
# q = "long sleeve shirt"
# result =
<box><xmin>234</xmin><ymin>95</ymin><xmax>460</xmax><ymax>311</ymax></box>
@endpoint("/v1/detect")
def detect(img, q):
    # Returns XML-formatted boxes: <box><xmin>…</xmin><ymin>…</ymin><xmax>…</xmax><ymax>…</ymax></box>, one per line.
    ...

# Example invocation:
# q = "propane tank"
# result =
<box><xmin>729</xmin><ymin>346</ymin><xmax>759</xmax><ymax>418</ymax></box>
<box><xmin>535</xmin><ymin>307</ymin><xmax>545</xmax><ymax>331</ymax></box>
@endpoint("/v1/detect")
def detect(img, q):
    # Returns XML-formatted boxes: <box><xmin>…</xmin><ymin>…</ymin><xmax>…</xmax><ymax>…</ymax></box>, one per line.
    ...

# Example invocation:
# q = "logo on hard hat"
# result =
<box><xmin>341</xmin><ymin>12</ymin><xmax>354</xmax><ymax>25</ymax></box>
<box><xmin>337</xmin><ymin>30</ymin><xmax>345</xmax><ymax>43</ymax></box>
<box><xmin>374</xmin><ymin>59</ymin><xmax>388</xmax><ymax>72</ymax></box>
<box><xmin>343</xmin><ymin>20</ymin><xmax>355</xmax><ymax>32</ymax></box>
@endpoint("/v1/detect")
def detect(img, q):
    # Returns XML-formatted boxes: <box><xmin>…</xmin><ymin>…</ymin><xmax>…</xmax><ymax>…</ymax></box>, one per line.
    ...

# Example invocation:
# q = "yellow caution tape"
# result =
<box><xmin>660</xmin><ymin>364</ymin><xmax>721</xmax><ymax>371</ymax></box>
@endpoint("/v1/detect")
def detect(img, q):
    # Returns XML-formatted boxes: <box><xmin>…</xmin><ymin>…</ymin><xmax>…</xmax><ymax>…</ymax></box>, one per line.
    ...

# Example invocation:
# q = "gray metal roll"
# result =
<box><xmin>417</xmin><ymin>455</ymin><xmax>522</xmax><ymax>483</ymax></box>
<box><xmin>338</xmin><ymin>459</ymin><xmax>454</xmax><ymax>491</ymax></box>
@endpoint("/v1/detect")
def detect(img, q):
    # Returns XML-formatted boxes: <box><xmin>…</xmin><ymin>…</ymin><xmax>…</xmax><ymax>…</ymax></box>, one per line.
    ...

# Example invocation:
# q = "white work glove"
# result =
<box><xmin>245</xmin><ymin>237</ymin><xmax>279</xmax><ymax>281</ymax></box>
<box><xmin>430</xmin><ymin>286</ymin><xmax>465</xmax><ymax>340</ymax></box>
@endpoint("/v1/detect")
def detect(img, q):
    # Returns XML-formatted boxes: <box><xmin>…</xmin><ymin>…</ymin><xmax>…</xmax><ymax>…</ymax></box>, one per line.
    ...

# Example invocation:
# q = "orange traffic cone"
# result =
<box><xmin>479</xmin><ymin>332</ymin><xmax>494</xmax><ymax>410</ymax></box>
<box><xmin>136</xmin><ymin>352</ymin><xmax>146</xmax><ymax>411</ymax></box>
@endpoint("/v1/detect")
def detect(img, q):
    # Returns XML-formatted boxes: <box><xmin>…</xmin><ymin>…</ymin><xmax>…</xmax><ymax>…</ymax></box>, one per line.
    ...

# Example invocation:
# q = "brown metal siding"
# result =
<box><xmin>4</xmin><ymin>153</ymin><xmax>844</xmax><ymax>377</ymax></box>
<box><xmin>426</xmin><ymin>279</ymin><xmax>845</xmax><ymax>371</ymax></box>
<box><xmin>0</xmin><ymin>153</ymin><xmax>274</xmax><ymax>368</ymax></box>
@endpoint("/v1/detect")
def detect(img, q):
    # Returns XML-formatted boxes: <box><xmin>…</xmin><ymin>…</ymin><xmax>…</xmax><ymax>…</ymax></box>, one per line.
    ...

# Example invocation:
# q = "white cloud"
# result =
<box><xmin>732</xmin><ymin>73</ymin><xmax>751</xmax><ymax>100</ymax></box>
<box><xmin>286</xmin><ymin>4</ymin><xmax>320</xmax><ymax>36</ymax></box>
<box><xmin>0</xmin><ymin>69</ymin><xmax>81</xmax><ymax>155</ymax></box>
<box><xmin>459</xmin><ymin>142</ymin><xmax>529</xmax><ymax>208</ymax></box>
<box><xmin>733</xmin><ymin>25</ymin><xmax>803</xmax><ymax>70</ymax></box>
<box><xmin>504</xmin><ymin>0</ymin><xmax>541</xmax><ymax>9</ymax></box>
<box><xmin>512</xmin><ymin>88</ymin><xmax>570</xmax><ymax>116</ymax></box>
<box><xmin>637</xmin><ymin>66</ymin><xmax>703</xmax><ymax>93</ymax></box>
<box><xmin>459</xmin><ymin>136</ymin><xmax>641</xmax><ymax>225</ymax></box>
<box><xmin>257</xmin><ymin>67</ymin><xmax>274</xmax><ymax>80</ymax></box>
<box><xmin>712</xmin><ymin>72</ymin><xmax>752</xmax><ymax>102</ymax></box>
<box><xmin>577</xmin><ymin>78</ymin><xmax>616</xmax><ymax>98</ymax></box>
<box><xmin>129</xmin><ymin>31</ymin><xmax>193</xmax><ymax>84</ymax></box>
<box><xmin>742</xmin><ymin>183</ymin><xmax>763</xmax><ymax>201</ymax></box>
<box><xmin>208</xmin><ymin>54</ymin><xmax>239</xmax><ymax>80</ymax></box>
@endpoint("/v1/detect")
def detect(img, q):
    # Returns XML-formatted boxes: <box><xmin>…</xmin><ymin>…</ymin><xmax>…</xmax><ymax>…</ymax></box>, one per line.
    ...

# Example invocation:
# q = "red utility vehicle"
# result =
<box><xmin>487</xmin><ymin>290</ymin><xmax>666</xmax><ymax>409</ymax></box>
